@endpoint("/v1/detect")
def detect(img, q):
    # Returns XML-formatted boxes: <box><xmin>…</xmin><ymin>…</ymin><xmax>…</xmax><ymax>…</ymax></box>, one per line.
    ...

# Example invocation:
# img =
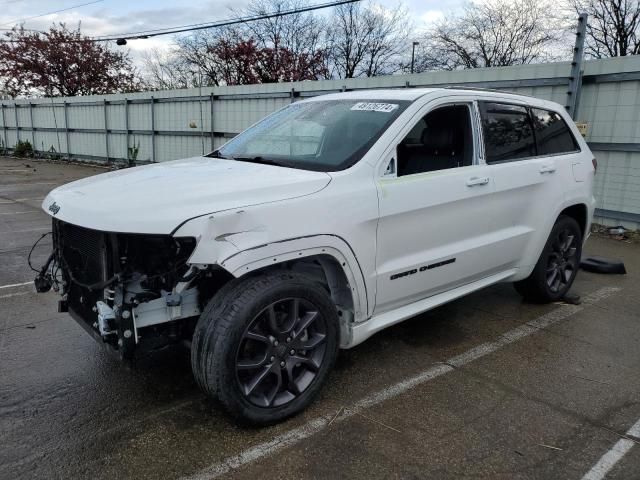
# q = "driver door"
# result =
<box><xmin>374</xmin><ymin>98</ymin><xmax>502</xmax><ymax>314</ymax></box>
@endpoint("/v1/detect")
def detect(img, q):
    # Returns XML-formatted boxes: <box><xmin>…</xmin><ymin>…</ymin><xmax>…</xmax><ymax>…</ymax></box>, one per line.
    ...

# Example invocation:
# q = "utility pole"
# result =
<box><xmin>566</xmin><ymin>13</ymin><xmax>587</xmax><ymax>120</ymax></box>
<box><xmin>411</xmin><ymin>41</ymin><xmax>419</xmax><ymax>74</ymax></box>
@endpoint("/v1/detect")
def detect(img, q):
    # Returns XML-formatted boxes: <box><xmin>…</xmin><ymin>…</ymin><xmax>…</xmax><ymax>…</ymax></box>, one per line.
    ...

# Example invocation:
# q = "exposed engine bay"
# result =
<box><xmin>35</xmin><ymin>218</ymin><xmax>223</xmax><ymax>358</ymax></box>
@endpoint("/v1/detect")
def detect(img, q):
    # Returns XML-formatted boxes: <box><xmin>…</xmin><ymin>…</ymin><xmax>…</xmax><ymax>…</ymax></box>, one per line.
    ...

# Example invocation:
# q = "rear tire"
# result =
<box><xmin>191</xmin><ymin>272</ymin><xmax>339</xmax><ymax>425</ymax></box>
<box><xmin>514</xmin><ymin>215</ymin><xmax>582</xmax><ymax>303</ymax></box>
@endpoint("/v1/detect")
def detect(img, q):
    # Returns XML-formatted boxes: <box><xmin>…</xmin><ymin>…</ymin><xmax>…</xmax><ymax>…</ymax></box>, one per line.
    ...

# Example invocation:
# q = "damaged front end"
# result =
<box><xmin>36</xmin><ymin>218</ymin><xmax>216</xmax><ymax>359</ymax></box>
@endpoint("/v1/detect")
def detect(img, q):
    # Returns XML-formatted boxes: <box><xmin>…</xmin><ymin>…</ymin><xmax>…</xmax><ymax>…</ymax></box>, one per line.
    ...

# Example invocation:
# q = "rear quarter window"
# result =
<box><xmin>478</xmin><ymin>102</ymin><xmax>535</xmax><ymax>163</ymax></box>
<box><xmin>531</xmin><ymin>108</ymin><xmax>580</xmax><ymax>155</ymax></box>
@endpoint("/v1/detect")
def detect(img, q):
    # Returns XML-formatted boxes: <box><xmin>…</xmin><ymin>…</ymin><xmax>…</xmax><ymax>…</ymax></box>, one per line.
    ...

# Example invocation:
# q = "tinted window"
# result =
<box><xmin>397</xmin><ymin>105</ymin><xmax>474</xmax><ymax>176</ymax></box>
<box><xmin>531</xmin><ymin>108</ymin><xmax>579</xmax><ymax>155</ymax></box>
<box><xmin>403</xmin><ymin>118</ymin><xmax>427</xmax><ymax>145</ymax></box>
<box><xmin>479</xmin><ymin>102</ymin><xmax>535</xmax><ymax>163</ymax></box>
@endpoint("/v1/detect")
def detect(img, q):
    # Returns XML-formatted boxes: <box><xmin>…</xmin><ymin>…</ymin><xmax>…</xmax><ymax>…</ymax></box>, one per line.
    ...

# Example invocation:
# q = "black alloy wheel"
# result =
<box><xmin>514</xmin><ymin>215</ymin><xmax>583</xmax><ymax>303</ymax></box>
<box><xmin>235</xmin><ymin>298</ymin><xmax>328</xmax><ymax>408</ymax></box>
<box><xmin>546</xmin><ymin>228</ymin><xmax>579</xmax><ymax>293</ymax></box>
<box><xmin>191</xmin><ymin>272</ymin><xmax>339</xmax><ymax>425</ymax></box>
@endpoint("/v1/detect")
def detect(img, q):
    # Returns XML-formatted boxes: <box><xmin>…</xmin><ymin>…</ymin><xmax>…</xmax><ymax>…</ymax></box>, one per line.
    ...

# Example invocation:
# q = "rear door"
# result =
<box><xmin>478</xmin><ymin>101</ymin><xmax>579</xmax><ymax>271</ymax></box>
<box><xmin>374</xmin><ymin>97</ymin><xmax>503</xmax><ymax>314</ymax></box>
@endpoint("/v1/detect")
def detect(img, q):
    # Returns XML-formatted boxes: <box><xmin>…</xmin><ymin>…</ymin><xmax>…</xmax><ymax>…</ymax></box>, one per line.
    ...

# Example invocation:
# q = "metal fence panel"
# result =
<box><xmin>2</xmin><ymin>56</ymin><xmax>640</xmax><ymax>227</ymax></box>
<box><xmin>68</xmin><ymin>131</ymin><xmax>105</xmax><ymax>158</ymax></box>
<box><xmin>107</xmin><ymin>103</ymin><xmax>126</xmax><ymax>131</ymax></box>
<box><xmin>155</xmin><ymin>134</ymin><xmax>206</xmax><ymax>162</ymax></box>
<box><xmin>5</xmin><ymin>129</ymin><xmax>17</xmax><ymax>148</ymax></box>
<box><xmin>128</xmin><ymin>102</ymin><xmax>150</xmax><ymax>131</ymax></box>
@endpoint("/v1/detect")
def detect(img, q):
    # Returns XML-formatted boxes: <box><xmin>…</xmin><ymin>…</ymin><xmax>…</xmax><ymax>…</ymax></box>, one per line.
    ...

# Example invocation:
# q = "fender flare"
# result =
<box><xmin>218</xmin><ymin>234</ymin><xmax>369</xmax><ymax>322</ymax></box>
<box><xmin>517</xmin><ymin>199</ymin><xmax>591</xmax><ymax>281</ymax></box>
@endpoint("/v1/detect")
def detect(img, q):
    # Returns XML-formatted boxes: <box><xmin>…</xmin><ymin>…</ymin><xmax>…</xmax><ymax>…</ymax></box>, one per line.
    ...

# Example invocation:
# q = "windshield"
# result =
<box><xmin>213</xmin><ymin>99</ymin><xmax>410</xmax><ymax>171</ymax></box>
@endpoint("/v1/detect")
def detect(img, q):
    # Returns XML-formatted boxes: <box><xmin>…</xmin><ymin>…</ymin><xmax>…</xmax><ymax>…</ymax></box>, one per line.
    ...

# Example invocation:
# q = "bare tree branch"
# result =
<box><xmin>326</xmin><ymin>1</ymin><xmax>410</xmax><ymax>78</ymax></box>
<box><xmin>570</xmin><ymin>0</ymin><xmax>640</xmax><ymax>57</ymax></box>
<box><xmin>141</xmin><ymin>48</ymin><xmax>198</xmax><ymax>90</ymax></box>
<box><xmin>416</xmin><ymin>0</ymin><xmax>562</xmax><ymax>72</ymax></box>
<box><xmin>166</xmin><ymin>0</ymin><xmax>330</xmax><ymax>85</ymax></box>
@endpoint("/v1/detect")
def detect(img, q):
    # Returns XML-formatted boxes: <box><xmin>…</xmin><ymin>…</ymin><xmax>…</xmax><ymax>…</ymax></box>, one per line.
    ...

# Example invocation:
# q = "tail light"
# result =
<box><xmin>592</xmin><ymin>158</ymin><xmax>597</xmax><ymax>174</ymax></box>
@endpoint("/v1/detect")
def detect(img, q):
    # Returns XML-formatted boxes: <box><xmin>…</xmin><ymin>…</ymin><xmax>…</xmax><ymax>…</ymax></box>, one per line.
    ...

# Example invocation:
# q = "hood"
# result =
<box><xmin>42</xmin><ymin>156</ymin><xmax>331</xmax><ymax>234</ymax></box>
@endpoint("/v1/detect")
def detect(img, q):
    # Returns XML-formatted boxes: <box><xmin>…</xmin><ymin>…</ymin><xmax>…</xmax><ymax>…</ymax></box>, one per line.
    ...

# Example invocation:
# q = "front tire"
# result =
<box><xmin>191</xmin><ymin>272</ymin><xmax>339</xmax><ymax>425</ymax></box>
<box><xmin>514</xmin><ymin>215</ymin><xmax>583</xmax><ymax>303</ymax></box>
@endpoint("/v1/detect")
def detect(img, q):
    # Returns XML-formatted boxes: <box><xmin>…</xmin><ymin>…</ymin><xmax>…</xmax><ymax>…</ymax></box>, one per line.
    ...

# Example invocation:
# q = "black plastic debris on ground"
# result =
<box><xmin>580</xmin><ymin>256</ymin><xmax>627</xmax><ymax>274</ymax></box>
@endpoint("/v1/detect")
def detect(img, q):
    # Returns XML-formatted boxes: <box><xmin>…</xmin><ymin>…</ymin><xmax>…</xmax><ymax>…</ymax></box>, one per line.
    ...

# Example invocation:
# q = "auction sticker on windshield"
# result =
<box><xmin>350</xmin><ymin>102</ymin><xmax>399</xmax><ymax>113</ymax></box>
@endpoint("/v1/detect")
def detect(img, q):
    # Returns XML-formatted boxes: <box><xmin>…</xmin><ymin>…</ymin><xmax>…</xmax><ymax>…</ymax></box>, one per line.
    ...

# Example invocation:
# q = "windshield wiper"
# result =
<box><xmin>231</xmin><ymin>156</ymin><xmax>290</xmax><ymax>167</ymax></box>
<box><xmin>206</xmin><ymin>150</ymin><xmax>231</xmax><ymax>159</ymax></box>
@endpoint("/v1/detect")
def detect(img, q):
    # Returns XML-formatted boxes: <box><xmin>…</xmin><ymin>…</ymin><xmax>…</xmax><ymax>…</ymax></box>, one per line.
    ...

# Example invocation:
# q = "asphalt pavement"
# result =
<box><xmin>1</xmin><ymin>156</ymin><xmax>639</xmax><ymax>480</ymax></box>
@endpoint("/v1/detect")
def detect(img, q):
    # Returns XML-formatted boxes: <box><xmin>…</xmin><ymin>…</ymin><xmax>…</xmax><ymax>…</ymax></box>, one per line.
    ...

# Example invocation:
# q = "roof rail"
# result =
<box><xmin>442</xmin><ymin>85</ymin><xmax>537</xmax><ymax>98</ymax></box>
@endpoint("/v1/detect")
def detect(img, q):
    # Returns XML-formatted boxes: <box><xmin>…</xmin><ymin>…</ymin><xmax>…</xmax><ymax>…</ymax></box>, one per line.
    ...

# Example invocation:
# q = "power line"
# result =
<box><xmin>0</xmin><ymin>28</ymin><xmax>45</xmax><ymax>32</ymax></box>
<box><xmin>0</xmin><ymin>0</ymin><xmax>105</xmax><ymax>28</ymax></box>
<box><xmin>0</xmin><ymin>0</ymin><xmax>359</xmax><ymax>45</ymax></box>
<box><xmin>91</xmin><ymin>0</ymin><xmax>360</xmax><ymax>42</ymax></box>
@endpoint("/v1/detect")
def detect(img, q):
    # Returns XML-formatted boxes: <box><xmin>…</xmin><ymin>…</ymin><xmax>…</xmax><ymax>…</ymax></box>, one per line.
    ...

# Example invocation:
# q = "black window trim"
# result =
<box><xmin>478</xmin><ymin>100</ymin><xmax>582</xmax><ymax>166</ymax></box>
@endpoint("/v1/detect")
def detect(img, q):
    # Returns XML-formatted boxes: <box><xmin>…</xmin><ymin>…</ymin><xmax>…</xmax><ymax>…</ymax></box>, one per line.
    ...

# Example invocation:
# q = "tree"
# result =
<box><xmin>208</xmin><ymin>37</ymin><xmax>264</xmax><ymax>85</ymax></box>
<box><xmin>0</xmin><ymin>24</ymin><xmax>142</xmax><ymax>97</ymax></box>
<box><xmin>254</xmin><ymin>46</ymin><xmax>329</xmax><ymax>82</ymax></box>
<box><xmin>142</xmin><ymin>48</ymin><xmax>198</xmax><ymax>90</ymax></box>
<box><xmin>417</xmin><ymin>0</ymin><xmax>560</xmax><ymax>72</ymax></box>
<box><xmin>326</xmin><ymin>2</ymin><xmax>410</xmax><ymax>78</ymax></box>
<box><xmin>171</xmin><ymin>0</ymin><xmax>329</xmax><ymax>86</ymax></box>
<box><xmin>173</xmin><ymin>28</ymin><xmax>328</xmax><ymax>86</ymax></box>
<box><xmin>150</xmin><ymin>0</ymin><xmax>410</xmax><ymax>84</ymax></box>
<box><xmin>205</xmin><ymin>37</ymin><xmax>328</xmax><ymax>85</ymax></box>
<box><xmin>569</xmin><ymin>0</ymin><xmax>640</xmax><ymax>57</ymax></box>
<box><xmin>173</xmin><ymin>27</ymin><xmax>244</xmax><ymax>87</ymax></box>
<box><xmin>237</xmin><ymin>0</ymin><xmax>329</xmax><ymax>79</ymax></box>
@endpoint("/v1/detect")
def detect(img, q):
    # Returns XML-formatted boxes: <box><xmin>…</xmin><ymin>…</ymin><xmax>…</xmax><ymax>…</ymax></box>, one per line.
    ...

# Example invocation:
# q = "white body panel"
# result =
<box><xmin>375</xmin><ymin>163</ymin><xmax>507</xmax><ymax>313</ymax></box>
<box><xmin>43</xmin><ymin>156</ymin><xmax>331</xmax><ymax>234</ymax></box>
<box><xmin>42</xmin><ymin>88</ymin><xmax>596</xmax><ymax>348</ymax></box>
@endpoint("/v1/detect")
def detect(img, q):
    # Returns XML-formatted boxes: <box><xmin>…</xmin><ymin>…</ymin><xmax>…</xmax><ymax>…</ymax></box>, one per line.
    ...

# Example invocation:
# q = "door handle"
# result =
<box><xmin>466</xmin><ymin>176</ymin><xmax>490</xmax><ymax>187</ymax></box>
<box><xmin>539</xmin><ymin>165</ymin><xmax>556</xmax><ymax>174</ymax></box>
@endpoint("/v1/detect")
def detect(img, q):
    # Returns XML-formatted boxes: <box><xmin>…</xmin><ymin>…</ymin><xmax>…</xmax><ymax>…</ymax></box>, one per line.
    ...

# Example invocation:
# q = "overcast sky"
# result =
<box><xmin>0</xmin><ymin>0</ymin><xmax>464</xmax><ymax>56</ymax></box>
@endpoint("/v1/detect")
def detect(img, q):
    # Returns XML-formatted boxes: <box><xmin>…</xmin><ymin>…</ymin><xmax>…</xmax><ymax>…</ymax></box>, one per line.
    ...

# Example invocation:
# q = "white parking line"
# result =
<box><xmin>182</xmin><ymin>286</ymin><xmax>621</xmax><ymax>480</ymax></box>
<box><xmin>0</xmin><ymin>182</ymin><xmax>57</xmax><ymax>188</ymax></box>
<box><xmin>10</xmin><ymin>226</ymin><xmax>50</xmax><ymax>234</ymax></box>
<box><xmin>0</xmin><ymin>281</ymin><xmax>32</xmax><ymax>290</ymax></box>
<box><xmin>581</xmin><ymin>417</ymin><xmax>640</xmax><ymax>480</ymax></box>
<box><xmin>0</xmin><ymin>291</ymin><xmax>29</xmax><ymax>300</ymax></box>
<box><xmin>0</xmin><ymin>211</ymin><xmax>35</xmax><ymax>215</ymax></box>
<box><xmin>0</xmin><ymin>197</ymin><xmax>44</xmax><ymax>204</ymax></box>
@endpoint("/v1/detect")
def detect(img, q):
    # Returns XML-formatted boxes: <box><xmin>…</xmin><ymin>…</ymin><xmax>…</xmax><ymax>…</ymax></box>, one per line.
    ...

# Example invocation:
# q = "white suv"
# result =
<box><xmin>38</xmin><ymin>88</ymin><xmax>595</xmax><ymax>424</ymax></box>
